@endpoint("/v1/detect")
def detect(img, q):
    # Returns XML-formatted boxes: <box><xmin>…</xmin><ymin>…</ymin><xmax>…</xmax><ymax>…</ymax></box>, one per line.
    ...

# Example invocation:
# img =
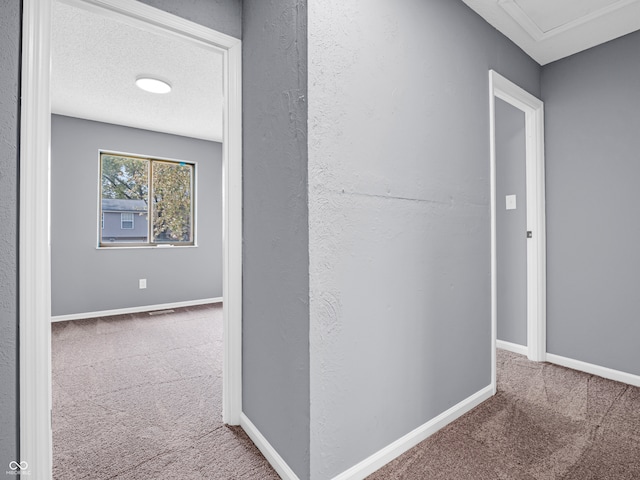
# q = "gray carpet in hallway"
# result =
<box><xmin>52</xmin><ymin>304</ymin><xmax>279</xmax><ymax>480</ymax></box>
<box><xmin>55</xmin><ymin>311</ymin><xmax>640</xmax><ymax>479</ymax></box>
<box><xmin>368</xmin><ymin>349</ymin><xmax>640</xmax><ymax>479</ymax></box>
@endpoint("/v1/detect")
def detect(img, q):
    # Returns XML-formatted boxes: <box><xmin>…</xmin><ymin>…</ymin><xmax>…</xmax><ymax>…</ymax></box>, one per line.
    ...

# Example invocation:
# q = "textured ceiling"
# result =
<box><xmin>462</xmin><ymin>0</ymin><xmax>640</xmax><ymax>65</ymax></box>
<box><xmin>51</xmin><ymin>1</ymin><xmax>223</xmax><ymax>142</ymax></box>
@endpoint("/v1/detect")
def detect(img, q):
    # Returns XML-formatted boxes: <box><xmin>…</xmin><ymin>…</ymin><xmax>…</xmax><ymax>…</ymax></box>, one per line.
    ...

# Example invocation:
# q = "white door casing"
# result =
<box><xmin>20</xmin><ymin>1</ymin><xmax>242</xmax><ymax>477</ymax></box>
<box><xmin>489</xmin><ymin>70</ymin><xmax>546</xmax><ymax>393</ymax></box>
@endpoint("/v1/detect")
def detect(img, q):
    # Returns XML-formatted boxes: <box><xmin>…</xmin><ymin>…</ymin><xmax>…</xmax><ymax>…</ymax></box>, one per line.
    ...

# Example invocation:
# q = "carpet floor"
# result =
<box><xmin>52</xmin><ymin>304</ymin><xmax>279</xmax><ymax>480</ymax></box>
<box><xmin>54</xmin><ymin>310</ymin><xmax>640</xmax><ymax>480</ymax></box>
<box><xmin>368</xmin><ymin>349</ymin><xmax>640</xmax><ymax>479</ymax></box>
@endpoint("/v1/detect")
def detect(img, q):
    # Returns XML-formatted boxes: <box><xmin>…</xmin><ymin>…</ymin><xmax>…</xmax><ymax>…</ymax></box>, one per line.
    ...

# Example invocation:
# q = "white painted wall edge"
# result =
<box><xmin>331</xmin><ymin>385</ymin><xmax>494</xmax><ymax>480</ymax></box>
<box><xmin>50</xmin><ymin>297</ymin><xmax>223</xmax><ymax>322</ymax></box>
<box><xmin>496</xmin><ymin>339</ymin><xmax>528</xmax><ymax>356</ymax></box>
<box><xmin>240</xmin><ymin>413</ymin><xmax>301</xmax><ymax>480</ymax></box>
<box><xmin>546</xmin><ymin>353</ymin><xmax>640</xmax><ymax>388</ymax></box>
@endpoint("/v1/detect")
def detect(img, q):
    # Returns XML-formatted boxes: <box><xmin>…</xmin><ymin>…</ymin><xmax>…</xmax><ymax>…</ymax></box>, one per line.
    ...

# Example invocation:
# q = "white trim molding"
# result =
<box><xmin>20</xmin><ymin>1</ymin><xmax>54</xmax><ymax>477</ymax></box>
<box><xmin>50</xmin><ymin>297</ymin><xmax>222</xmax><ymax>322</ymax></box>
<box><xmin>20</xmin><ymin>1</ymin><xmax>242</xmax><ymax>478</ymax></box>
<box><xmin>331</xmin><ymin>386</ymin><xmax>494</xmax><ymax>480</ymax></box>
<box><xmin>240</xmin><ymin>414</ymin><xmax>301</xmax><ymax>480</ymax></box>
<box><xmin>546</xmin><ymin>353</ymin><xmax>640</xmax><ymax>388</ymax></box>
<box><xmin>489</xmin><ymin>70</ymin><xmax>498</xmax><ymax>394</ymax></box>
<box><xmin>489</xmin><ymin>70</ymin><xmax>547</xmax><ymax>375</ymax></box>
<box><xmin>496</xmin><ymin>339</ymin><xmax>528</xmax><ymax>357</ymax></box>
<box><xmin>222</xmin><ymin>36</ymin><xmax>244</xmax><ymax>427</ymax></box>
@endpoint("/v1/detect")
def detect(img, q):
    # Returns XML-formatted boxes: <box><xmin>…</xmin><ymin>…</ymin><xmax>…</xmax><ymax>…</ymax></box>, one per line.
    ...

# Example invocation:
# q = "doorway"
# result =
<box><xmin>489</xmin><ymin>70</ymin><xmax>546</xmax><ymax>392</ymax></box>
<box><xmin>19</xmin><ymin>0</ymin><xmax>242</xmax><ymax>477</ymax></box>
<box><xmin>495</xmin><ymin>98</ymin><xmax>528</xmax><ymax>353</ymax></box>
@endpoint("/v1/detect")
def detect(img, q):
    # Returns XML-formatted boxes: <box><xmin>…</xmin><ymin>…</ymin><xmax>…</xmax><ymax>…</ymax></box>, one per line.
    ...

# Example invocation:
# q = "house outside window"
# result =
<box><xmin>102</xmin><ymin>199</ymin><xmax>148</xmax><ymax>243</ymax></box>
<box><xmin>99</xmin><ymin>152</ymin><xmax>195</xmax><ymax>247</ymax></box>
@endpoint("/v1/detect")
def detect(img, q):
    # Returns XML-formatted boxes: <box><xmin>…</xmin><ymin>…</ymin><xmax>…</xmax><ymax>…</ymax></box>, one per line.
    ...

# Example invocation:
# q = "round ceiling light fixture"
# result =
<box><xmin>135</xmin><ymin>76</ymin><xmax>172</xmax><ymax>94</ymax></box>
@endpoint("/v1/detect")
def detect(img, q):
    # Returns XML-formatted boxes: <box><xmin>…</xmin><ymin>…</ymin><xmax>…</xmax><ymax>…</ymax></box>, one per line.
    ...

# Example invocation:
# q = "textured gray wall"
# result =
<box><xmin>308</xmin><ymin>1</ymin><xmax>540</xmax><ymax>477</ymax></box>
<box><xmin>51</xmin><ymin>115</ymin><xmax>222</xmax><ymax>316</ymax></box>
<box><xmin>496</xmin><ymin>98</ymin><xmax>528</xmax><ymax>346</ymax></box>
<box><xmin>137</xmin><ymin>0</ymin><xmax>241</xmax><ymax>38</ymax></box>
<box><xmin>542</xmin><ymin>30</ymin><xmax>640</xmax><ymax>375</ymax></box>
<box><xmin>242</xmin><ymin>1</ymin><xmax>310</xmax><ymax>479</ymax></box>
<box><xmin>0</xmin><ymin>0</ymin><xmax>20</xmax><ymax>469</ymax></box>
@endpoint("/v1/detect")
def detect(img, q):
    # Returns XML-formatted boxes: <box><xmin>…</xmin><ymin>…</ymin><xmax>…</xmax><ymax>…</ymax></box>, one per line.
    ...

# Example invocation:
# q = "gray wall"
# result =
<box><xmin>51</xmin><ymin>115</ymin><xmax>222</xmax><ymax>316</ymax></box>
<box><xmin>0</xmin><ymin>0</ymin><xmax>21</xmax><ymax>469</ymax></box>
<box><xmin>137</xmin><ymin>0</ymin><xmax>241</xmax><ymax>39</ymax></box>
<box><xmin>542</xmin><ymin>30</ymin><xmax>640</xmax><ymax>375</ymax></box>
<box><xmin>307</xmin><ymin>1</ymin><xmax>540</xmax><ymax>477</ymax></box>
<box><xmin>242</xmin><ymin>0</ymin><xmax>310</xmax><ymax>479</ymax></box>
<box><xmin>496</xmin><ymin>98</ymin><xmax>528</xmax><ymax>346</ymax></box>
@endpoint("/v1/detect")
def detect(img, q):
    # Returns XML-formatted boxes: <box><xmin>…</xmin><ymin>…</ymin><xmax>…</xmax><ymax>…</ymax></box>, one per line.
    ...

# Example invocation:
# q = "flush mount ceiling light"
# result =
<box><xmin>135</xmin><ymin>76</ymin><xmax>172</xmax><ymax>94</ymax></box>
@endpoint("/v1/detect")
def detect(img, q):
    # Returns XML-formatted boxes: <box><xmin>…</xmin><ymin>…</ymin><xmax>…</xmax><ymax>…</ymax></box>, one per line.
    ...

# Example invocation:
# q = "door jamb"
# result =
<box><xmin>20</xmin><ymin>1</ymin><xmax>243</xmax><ymax>477</ymax></box>
<box><xmin>489</xmin><ymin>70</ymin><xmax>546</xmax><ymax>393</ymax></box>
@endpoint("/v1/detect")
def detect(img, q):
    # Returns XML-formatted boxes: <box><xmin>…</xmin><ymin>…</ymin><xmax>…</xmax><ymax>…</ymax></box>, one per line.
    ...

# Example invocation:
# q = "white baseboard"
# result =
<box><xmin>546</xmin><ymin>353</ymin><xmax>640</xmax><ymax>388</ymax></box>
<box><xmin>496</xmin><ymin>339</ymin><xmax>528</xmax><ymax>356</ymax></box>
<box><xmin>50</xmin><ymin>297</ymin><xmax>223</xmax><ymax>322</ymax></box>
<box><xmin>331</xmin><ymin>385</ymin><xmax>494</xmax><ymax>480</ymax></box>
<box><xmin>240</xmin><ymin>413</ymin><xmax>301</xmax><ymax>480</ymax></box>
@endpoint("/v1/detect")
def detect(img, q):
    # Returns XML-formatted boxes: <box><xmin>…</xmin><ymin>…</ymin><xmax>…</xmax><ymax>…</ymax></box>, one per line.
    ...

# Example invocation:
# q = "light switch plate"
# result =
<box><xmin>506</xmin><ymin>194</ymin><xmax>517</xmax><ymax>210</ymax></box>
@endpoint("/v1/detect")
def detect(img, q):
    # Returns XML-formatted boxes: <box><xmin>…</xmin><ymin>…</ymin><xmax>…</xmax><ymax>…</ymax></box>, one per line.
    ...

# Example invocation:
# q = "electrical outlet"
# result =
<box><xmin>139</xmin><ymin>279</ymin><xmax>147</xmax><ymax>289</ymax></box>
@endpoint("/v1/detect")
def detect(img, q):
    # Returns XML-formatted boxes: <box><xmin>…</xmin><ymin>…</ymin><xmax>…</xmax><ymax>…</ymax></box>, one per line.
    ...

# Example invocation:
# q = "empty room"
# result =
<box><xmin>2</xmin><ymin>0</ymin><xmax>640</xmax><ymax>479</ymax></box>
<box><xmin>47</xmin><ymin>1</ymin><xmax>242</xmax><ymax>478</ymax></box>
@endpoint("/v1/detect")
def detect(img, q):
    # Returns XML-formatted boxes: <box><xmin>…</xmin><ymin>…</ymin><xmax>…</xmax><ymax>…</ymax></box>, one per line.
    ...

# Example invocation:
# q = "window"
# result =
<box><xmin>121</xmin><ymin>213</ymin><xmax>134</xmax><ymax>229</ymax></box>
<box><xmin>99</xmin><ymin>152</ymin><xmax>195</xmax><ymax>246</ymax></box>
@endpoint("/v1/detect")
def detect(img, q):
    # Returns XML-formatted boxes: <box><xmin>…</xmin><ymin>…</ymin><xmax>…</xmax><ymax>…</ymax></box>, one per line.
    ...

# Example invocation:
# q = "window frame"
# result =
<box><xmin>98</xmin><ymin>150</ymin><xmax>197</xmax><ymax>248</ymax></box>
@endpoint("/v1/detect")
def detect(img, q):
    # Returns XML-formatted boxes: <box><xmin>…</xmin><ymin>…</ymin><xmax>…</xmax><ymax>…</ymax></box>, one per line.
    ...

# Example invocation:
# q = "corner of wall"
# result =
<box><xmin>242</xmin><ymin>0</ymin><xmax>310</xmax><ymax>478</ymax></box>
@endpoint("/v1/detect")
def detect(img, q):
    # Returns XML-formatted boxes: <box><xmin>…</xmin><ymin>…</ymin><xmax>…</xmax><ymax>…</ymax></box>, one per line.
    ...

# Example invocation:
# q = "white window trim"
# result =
<box><xmin>98</xmin><ymin>151</ymin><xmax>197</xmax><ymax>247</ymax></box>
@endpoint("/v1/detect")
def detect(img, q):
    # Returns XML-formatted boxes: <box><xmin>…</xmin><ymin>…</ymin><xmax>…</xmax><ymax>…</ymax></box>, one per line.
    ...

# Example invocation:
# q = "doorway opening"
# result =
<box><xmin>489</xmin><ymin>70</ymin><xmax>546</xmax><ymax>393</ymax></box>
<box><xmin>20</xmin><ymin>0</ymin><xmax>242</xmax><ymax>477</ymax></box>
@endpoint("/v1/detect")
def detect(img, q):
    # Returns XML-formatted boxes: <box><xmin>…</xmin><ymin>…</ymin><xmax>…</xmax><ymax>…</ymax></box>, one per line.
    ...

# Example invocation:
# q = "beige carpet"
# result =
<box><xmin>368</xmin><ymin>349</ymin><xmax>640</xmax><ymax>479</ymax></box>
<box><xmin>55</xmin><ymin>310</ymin><xmax>640</xmax><ymax>479</ymax></box>
<box><xmin>52</xmin><ymin>304</ymin><xmax>279</xmax><ymax>480</ymax></box>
